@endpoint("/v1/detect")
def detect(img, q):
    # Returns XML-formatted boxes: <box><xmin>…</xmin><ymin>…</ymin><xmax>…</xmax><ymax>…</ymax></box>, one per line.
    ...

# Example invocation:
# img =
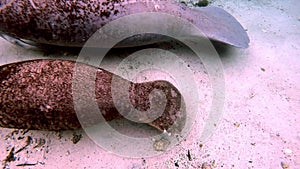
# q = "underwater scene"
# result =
<box><xmin>0</xmin><ymin>0</ymin><xmax>299</xmax><ymax>168</ymax></box>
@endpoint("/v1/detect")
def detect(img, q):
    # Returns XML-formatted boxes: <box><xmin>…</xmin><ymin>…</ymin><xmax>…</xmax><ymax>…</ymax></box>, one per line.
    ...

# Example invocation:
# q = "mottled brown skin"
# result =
<box><xmin>0</xmin><ymin>59</ymin><xmax>185</xmax><ymax>131</ymax></box>
<box><xmin>0</xmin><ymin>0</ymin><xmax>249</xmax><ymax>48</ymax></box>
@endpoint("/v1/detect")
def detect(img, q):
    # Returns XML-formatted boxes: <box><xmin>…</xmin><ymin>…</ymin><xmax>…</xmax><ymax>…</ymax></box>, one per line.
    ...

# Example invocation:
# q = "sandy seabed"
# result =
<box><xmin>0</xmin><ymin>0</ymin><xmax>299</xmax><ymax>168</ymax></box>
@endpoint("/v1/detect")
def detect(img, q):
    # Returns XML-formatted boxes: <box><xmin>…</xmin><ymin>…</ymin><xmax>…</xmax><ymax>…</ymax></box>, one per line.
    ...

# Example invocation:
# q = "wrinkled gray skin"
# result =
<box><xmin>0</xmin><ymin>0</ymin><xmax>249</xmax><ymax>48</ymax></box>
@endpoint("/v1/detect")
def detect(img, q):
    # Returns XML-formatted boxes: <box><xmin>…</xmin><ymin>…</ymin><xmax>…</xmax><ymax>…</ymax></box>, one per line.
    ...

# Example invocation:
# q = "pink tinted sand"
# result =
<box><xmin>0</xmin><ymin>0</ymin><xmax>299</xmax><ymax>168</ymax></box>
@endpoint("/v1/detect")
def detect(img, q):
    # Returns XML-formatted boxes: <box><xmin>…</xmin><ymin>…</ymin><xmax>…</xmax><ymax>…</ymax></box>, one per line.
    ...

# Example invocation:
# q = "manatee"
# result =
<box><xmin>0</xmin><ymin>59</ymin><xmax>185</xmax><ymax>131</ymax></box>
<box><xmin>0</xmin><ymin>0</ymin><xmax>249</xmax><ymax>48</ymax></box>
